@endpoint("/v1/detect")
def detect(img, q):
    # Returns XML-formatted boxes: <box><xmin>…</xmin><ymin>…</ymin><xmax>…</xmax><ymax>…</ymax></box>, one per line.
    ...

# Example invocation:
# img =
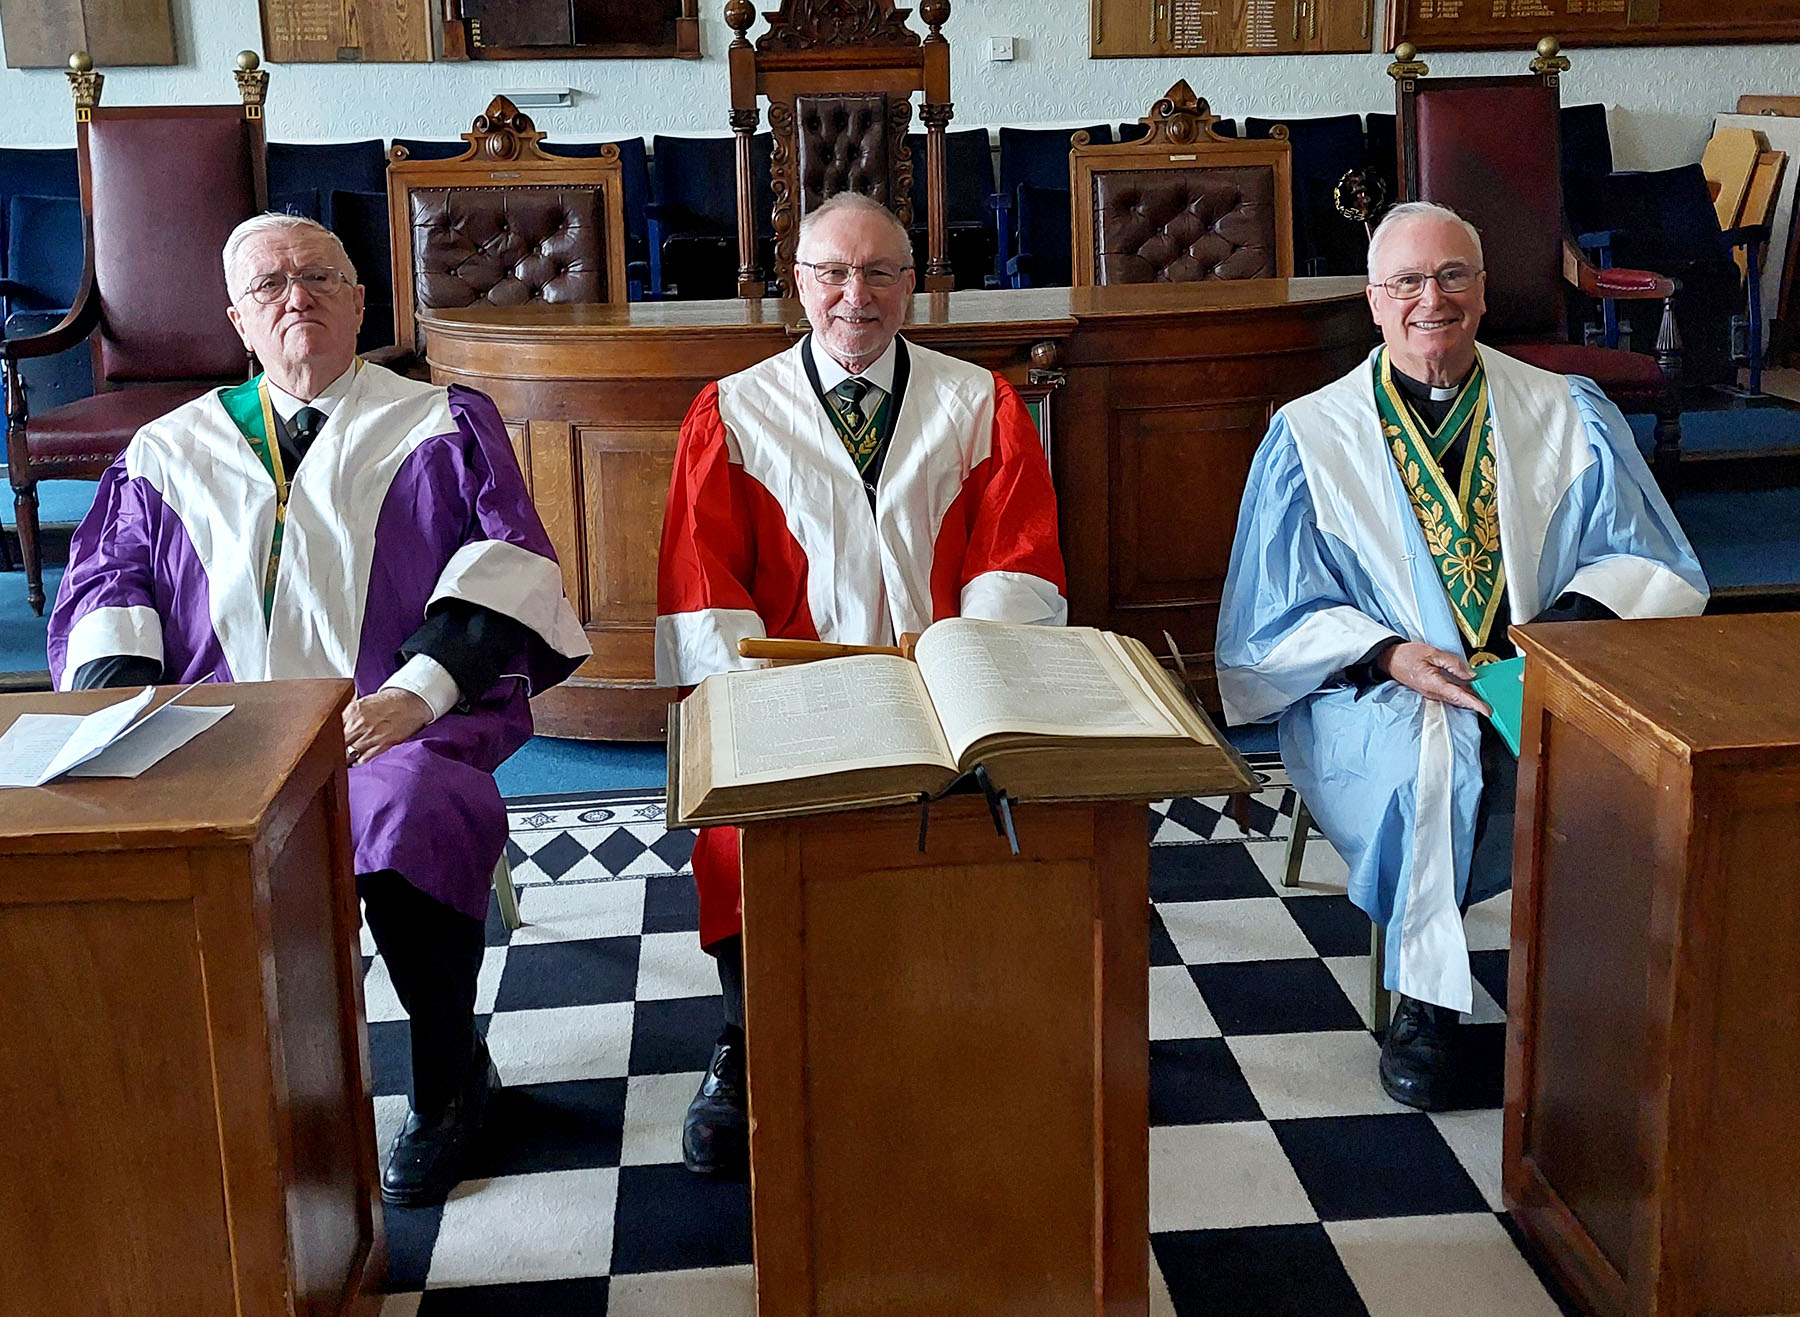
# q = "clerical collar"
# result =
<box><xmin>265</xmin><ymin>361</ymin><xmax>356</xmax><ymax>424</ymax></box>
<box><xmin>1389</xmin><ymin>359</ymin><xmax>1472</xmax><ymax>406</ymax></box>
<box><xmin>807</xmin><ymin>336</ymin><xmax>899</xmax><ymax>397</ymax></box>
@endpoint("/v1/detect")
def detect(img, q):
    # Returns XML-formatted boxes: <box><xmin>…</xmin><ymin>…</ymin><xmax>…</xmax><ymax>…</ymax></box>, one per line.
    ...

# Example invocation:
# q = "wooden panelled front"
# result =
<box><xmin>1507</xmin><ymin>615</ymin><xmax>1800</xmax><ymax>1317</ymax></box>
<box><xmin>422</xmin><ymin>280</ymin><xmax>1370</xmax><ymax>738</ymax></box>
<box><xmin>741</xmin><ymin>797</ymin><xmax>1149</xmax><ymax>1315</ymax></box>
<box><xmin>0</xmin><ymin>681</ymin><xmax>381</xmax><ymax>1317</ymax></box>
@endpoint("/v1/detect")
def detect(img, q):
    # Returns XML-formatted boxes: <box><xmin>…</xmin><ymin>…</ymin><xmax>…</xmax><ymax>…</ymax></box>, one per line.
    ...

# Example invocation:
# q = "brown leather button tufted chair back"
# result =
<box><xmin>410</xmin><ymin>186</ymin><xmax>606</xmax><ymax>310</ymax></box>
<box><xmin>1071</xmin><ymin>81</ymin><xmax>1294</xmax><ymax>289</ymax></box>
<box><xmin>1093</xmin><ymin>167</ymin><xmax>1278</xmax><ymax>284</ymax></box>
<box><xmin>797</xmin><ymin>94</ymin><xmax>893</xmax><ymax>215</ymax></box>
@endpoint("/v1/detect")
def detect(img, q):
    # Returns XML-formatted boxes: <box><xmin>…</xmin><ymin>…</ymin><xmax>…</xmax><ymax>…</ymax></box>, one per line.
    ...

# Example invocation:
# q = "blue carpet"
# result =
<box><xmin>495</xmin><ymin>736</ymin><xmax>666</xmax><ymax>796</ymax></box>
<box><xmin>1671</xmin><ymin>487</ymin><xmax>1800</xmax><ymax>590</ymax></box>
<box><xmin>0</xmin><ymin>479</ymin><xmax>98</xmax><ymax>528</ymax></box>
<box><xmin>0</xmin><ymin>564</ymin><xmax>58</xmax><ymax>673</ymax></box>
<box><xmin>1628</xmin><ymin>407</ymin><xmax>1800</xmax><ymax>457</ymax></box>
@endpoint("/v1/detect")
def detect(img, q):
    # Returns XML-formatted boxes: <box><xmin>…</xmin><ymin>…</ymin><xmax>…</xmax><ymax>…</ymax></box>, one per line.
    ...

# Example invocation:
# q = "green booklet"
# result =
<box><xmin>1469</xmin><ymin>656</ymin><xmax>1525</xmax><ymax>755</ymax></box>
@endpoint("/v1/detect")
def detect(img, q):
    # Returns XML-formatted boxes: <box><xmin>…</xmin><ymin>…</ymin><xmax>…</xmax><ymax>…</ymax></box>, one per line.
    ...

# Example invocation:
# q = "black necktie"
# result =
<box><xmin>289</xmin><ymin>405</ymin><xmax>326</xmax><ymax>464</ymax></box>
<box><xmin>831</xmin><ymin>378</ymin><xmax>873</xmax><ymax>430</ymax></box>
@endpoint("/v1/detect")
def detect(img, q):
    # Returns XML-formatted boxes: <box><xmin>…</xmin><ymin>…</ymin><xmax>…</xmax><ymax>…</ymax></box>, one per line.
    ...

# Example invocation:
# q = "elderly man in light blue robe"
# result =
<box><xmin>1217</xmin><ymin>202</ymin><xmax>1707</xmax><ymax>1109</ymax></box>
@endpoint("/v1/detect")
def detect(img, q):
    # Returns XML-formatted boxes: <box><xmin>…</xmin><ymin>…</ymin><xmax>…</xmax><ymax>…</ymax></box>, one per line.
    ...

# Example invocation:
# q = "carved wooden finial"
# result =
<box><xmin>755</xmin><ymin>0</ymin><xmax>920</xmax><ymax>51</ymax></box>
<box><xmin>1530</xmin><ymin>35</ymin><xmax>1571</xmax><ymax>75</ymax></box>
<box><xmin>67</xmin><ymin>52</ymin><xmax>103</xmax><ymax>119</ymax></box>
<box><xmin>1388</xmin><ymin>42</ymin><xmax>1429</xmax><ymax>80</ymax></box>
<box><xmin>234</xmin><ymin>50</ymin><xmax>268</xmax><ymax>119</ymax></box>
<box><xmin>461</xmin><ymin>95</ymin><xmax>548</xmax><ymax>163</ymax></box>
<box><xmin>919</xmin><ymin>0</ymin><xmax>950</xmax><ymax>40</ymax></box>
<box><xmin>725</xmin><ymin>0</ymin><xmax>756</xmax><ymax>43</ymax></box>
<box><xmin>1130</xmin><ymin>79</ymin><xmax>1232</xmax><ymax>147</ymax></box>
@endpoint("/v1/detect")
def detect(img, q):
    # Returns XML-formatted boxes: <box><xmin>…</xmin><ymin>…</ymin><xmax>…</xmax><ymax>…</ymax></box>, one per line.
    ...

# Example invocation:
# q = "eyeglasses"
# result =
<box><xmin>1374</xmin><ymin>264</ymin><xmax>1482</xmax><ymax>300</ymax></box>
<box><xmin>797</xmin><ymin>260</ymin><xmax>913</xmax><ymax>288</ymax></box>
<box><xmin>236</xmin><ymin>267</ymin><xmax>353</xmax><ymax>305</ymax></box>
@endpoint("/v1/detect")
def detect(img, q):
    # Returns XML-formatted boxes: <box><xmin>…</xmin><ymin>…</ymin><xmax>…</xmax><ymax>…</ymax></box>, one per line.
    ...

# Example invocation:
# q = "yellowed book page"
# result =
<box><xmin>700</xmin><ymin>654</ymin><xmax>955</xmax><ymax>789</ymax></box>
<box><xmin>913</xmin><ymin>619</ymin><xmax>1182</xmax><ymax>764</ymax></box>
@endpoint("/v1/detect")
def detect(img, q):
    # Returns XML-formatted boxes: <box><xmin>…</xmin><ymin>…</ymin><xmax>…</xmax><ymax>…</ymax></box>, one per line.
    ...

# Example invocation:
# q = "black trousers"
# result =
<box><xmin>359</xmin><ymin>869</ymin><xmax>486</xmax><ymax>1117</ymax></box>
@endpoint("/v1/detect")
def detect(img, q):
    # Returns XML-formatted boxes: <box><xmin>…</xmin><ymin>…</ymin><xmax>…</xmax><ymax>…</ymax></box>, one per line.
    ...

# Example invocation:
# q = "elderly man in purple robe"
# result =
<box><xmin>47</xmin><ymin>213</ymin><xmax>591</xmax><ymax>1207</ymax></box>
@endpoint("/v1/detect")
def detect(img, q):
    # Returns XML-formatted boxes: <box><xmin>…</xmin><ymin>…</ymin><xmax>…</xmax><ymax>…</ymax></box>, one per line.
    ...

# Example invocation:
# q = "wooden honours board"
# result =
<box><xmin>1390</xmin><ymin>0</ymin><xmax>1800</xmax><ymax>51</ymax></box>
<box><xmin>260</xmin><ymin>0</ymin><xmax>432</xmax><ymax>62</ymax></box>
<box><xmin>1091</xmin><ymin>0</ymin><xmax>1375</xmax><ymax>56</ymax></box>
<box><xmin>1</xmin><ymin>0</ymin><xmax>175</xmax><ymax>68</ymax></box>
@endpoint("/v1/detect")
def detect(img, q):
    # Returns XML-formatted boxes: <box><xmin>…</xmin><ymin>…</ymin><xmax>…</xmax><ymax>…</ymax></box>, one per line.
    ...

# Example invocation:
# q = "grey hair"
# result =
<box><xmin>222</xmin><ymin>212</ymin><xmax>358</xmax><ymax>297</ymax></box>
<box><xmin>1366</xmin><ymin>201</ymin><xmax>1484</xmax><ymax>281</ymax></box>
<box><xmin>794</xmin><ymin>192</ymin><xmax>914</xmax><ymax>265</ymax></box>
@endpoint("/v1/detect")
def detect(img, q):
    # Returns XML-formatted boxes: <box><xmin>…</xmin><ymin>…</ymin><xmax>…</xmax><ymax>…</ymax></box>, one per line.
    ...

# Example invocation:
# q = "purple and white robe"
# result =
<box><xmin>48</xmin><ymin>362</ymin><xmax>591</xmax><ymax>918</ymax></box>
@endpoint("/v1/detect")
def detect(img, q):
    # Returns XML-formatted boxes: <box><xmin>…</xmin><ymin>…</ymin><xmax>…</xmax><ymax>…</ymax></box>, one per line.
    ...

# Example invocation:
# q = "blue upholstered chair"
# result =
<box><xmin>4</xmin><ymin>195</ymin><xmax>93</xmax><ymax>425</ymax></box>
<box><xmin>1245</xmin><ymin>114</ymin><xmax>1369</xmax><ymax>277</ymax></box>
<box><xmin>649</xmin><ymin>134</ymin><xmax>772</xmax><ymax>300</ymax></box>
<box><xmin>993</xmin><ymin>125</ymin><xmax>1112</xmax><ymax>288</ymax></box>
<box><xmin>268</xmin><ymin>139</ymin><xmax>387</xmax><ymax>228</ymax></box>
<box><xmin>1596</xmin><ymin>165</ymin><xmax>1741</xmax><ymax>390</ymax></box>
<box><xmin>904</xmin><ymin>128</ymin><xmax>995</xmax><ymax>289</ymax></box>
<box><xmin>1006</xmin><ymin>183</ymin><xmax>1072</xmax><ymax>289</ymax></box>
<box><xmin>387</xmin><ymin>138</ymin><xmax>466</xmax><ymax>163</ymax></box>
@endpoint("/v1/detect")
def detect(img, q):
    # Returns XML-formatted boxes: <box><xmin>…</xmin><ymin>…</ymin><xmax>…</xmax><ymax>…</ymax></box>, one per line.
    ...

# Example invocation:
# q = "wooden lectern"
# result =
<box><xmin>740</xmin><ymin>794</ymin><xmax>1149</xmax><ymax>1316</ymax></box>
<box><xmin>0</xmin><ymin>680</ymin><xmax>382</xmax><ymax>1317</ymax></box>
<box><xmin>1507</xmin><ymin>615</ymin><xmax>1800</xmax><ymax>1317</ymax></box>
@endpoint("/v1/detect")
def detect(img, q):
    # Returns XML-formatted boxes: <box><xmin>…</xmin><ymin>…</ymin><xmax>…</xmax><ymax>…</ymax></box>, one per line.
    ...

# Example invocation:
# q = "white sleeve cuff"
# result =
<box><xmin>380</xmin><ymin>654</ymin><xmax>462</xmax><ymax>721</ymax></box>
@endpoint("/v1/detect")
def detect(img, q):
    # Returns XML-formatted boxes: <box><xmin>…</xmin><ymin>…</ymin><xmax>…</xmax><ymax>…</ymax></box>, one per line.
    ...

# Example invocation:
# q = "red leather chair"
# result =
<box><xmin>1390</xmin><ymin>41</ymin><xmax>1684</xmax><ymax>481</ymax></box>
<box><xmin>2</xmin><ymin>53</ymin><xmax>267</xmax><ymax>614</ymax></box>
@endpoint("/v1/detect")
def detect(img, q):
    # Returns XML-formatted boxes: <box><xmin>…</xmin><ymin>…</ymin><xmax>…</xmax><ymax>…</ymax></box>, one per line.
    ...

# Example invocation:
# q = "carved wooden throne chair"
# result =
<box><xmin>383</xmin><ymin>97</ymin><xmax>628</xmax><ymax>370</ymax></box>
<box><xmin>2</xmin><ymin>52</ymin><xmax>269</xmax><ymax>615</ymax></box>
<box><xmin>1391</xmin><ymin>40</ymin><xmax>1685</xmax><ymax>477</ymax></box>
<box><xmin>725</xmin><ymin>0</ymin><xmax>956</xmax><ymax>297</ymax></box>
<box><xmin>1070</xmin><ymin>82</ymin><xmax>1294</xmax><ymax>287</ymax></box>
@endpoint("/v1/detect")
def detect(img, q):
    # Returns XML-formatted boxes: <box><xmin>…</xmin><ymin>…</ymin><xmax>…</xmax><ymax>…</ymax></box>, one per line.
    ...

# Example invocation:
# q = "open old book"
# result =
<box><xmin>670</xmin><ymin>618</ymin><xmax>1255</xmax><ymax>827</ymax></box>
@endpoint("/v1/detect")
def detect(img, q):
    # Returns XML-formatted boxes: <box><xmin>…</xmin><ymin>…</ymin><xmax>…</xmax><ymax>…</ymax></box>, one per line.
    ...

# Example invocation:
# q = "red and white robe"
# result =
<box><xmin>656</xmin><ymin>335</ymin><xmax>1068</xmax><ymax>946</ymax></box>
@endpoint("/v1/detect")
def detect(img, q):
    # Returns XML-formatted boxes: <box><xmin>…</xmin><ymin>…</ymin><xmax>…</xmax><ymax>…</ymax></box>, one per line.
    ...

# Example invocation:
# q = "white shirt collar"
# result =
<box><xmin>265</xmin><ymin>361</ymin><xmax>357</xmax><ymax>423</ymax></box>
<box><xmin>808</xmin><ymin>335</ymin><xmax>898</xmax><ymax>396</ymax></box>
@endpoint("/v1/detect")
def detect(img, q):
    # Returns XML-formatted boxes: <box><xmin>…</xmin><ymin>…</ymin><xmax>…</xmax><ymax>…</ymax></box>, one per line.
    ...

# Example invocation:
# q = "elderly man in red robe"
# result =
<box><xmin>656</xmin><ymin>192</ymin><xmax>1067</xmax><ymax>1175</ymax></box>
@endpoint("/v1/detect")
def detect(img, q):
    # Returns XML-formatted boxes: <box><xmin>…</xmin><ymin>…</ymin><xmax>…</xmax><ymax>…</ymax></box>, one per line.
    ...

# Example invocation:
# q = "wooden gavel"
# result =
<box><xmin>737</xmin><ymin>634</ymin><xmax>920</xmax><ymax>664</ymax></box>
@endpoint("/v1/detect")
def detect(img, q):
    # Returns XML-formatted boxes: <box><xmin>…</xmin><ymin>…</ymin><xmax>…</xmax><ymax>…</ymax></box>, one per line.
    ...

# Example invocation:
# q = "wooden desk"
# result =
<box><xmin>421</xmin><ymin>279</ymin><xmax>1372</xmax><ymax>739</ymax></box>
<box><xmin>1507</xmin><ymin>615</ymin><xmax>1800</xmax><ymax>1317</ymax></box>
<box><xmin>740</xmin><ymin>796</ymin><xmax>1149</xmax><ymax>1315</ymax></box>
<box><xmin>0</xmin><ymin>681</ymin><xmax>382</xmax><ymax>1317</ymax></box>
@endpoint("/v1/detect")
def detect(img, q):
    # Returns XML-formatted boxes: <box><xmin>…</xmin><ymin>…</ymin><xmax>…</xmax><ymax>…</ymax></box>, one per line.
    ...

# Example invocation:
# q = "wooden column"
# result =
<box><xmin>728</xmin><ymin>0</ymin><xmax>764</xmax><ymax>298</ymax></box>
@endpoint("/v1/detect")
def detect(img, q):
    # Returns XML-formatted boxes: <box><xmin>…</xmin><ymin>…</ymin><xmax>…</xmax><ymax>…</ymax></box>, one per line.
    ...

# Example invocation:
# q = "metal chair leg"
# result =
<box><xmin>493</xmin><ymin>852</ymin><xmax>523</xmax><ymax>932</ymax></box>
<box><xmin>1370</xmin><ymin>922</ymin><xmax>1391</xmax><ymax>1029</ymax></box>
<box><xmin>1281</xmin><ymin>799</ymin><xmax>1311</xmax><ymax>888</ymax></box>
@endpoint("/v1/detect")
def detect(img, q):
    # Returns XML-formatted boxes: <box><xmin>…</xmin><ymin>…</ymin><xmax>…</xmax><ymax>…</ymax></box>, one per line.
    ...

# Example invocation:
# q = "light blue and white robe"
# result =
<box><xmin>1216</xmin><ymin>346</ymin><xmax>1708</xmax><ymax>1012</ymax></box>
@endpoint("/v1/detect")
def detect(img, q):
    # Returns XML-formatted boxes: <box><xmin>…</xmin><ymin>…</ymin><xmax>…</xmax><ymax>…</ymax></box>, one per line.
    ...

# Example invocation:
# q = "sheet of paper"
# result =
<box><xmin>68</xmin><ymin>703</ymin><xmax>234</xmax><ymax>778</ymax></box>
<box><xmin>1470</xmin><ymin>656</ymin><xmax>1525</xmax><ymax>756</ymax></box>
<box><xmin>0</xmin><ymin>713</ymin><xmax>87</xmax><ymax>788</ymax></box>
<box><xmin>35</xmin><ymin>686</ymin><xmax>156</xmax><ymax>783</ymax></box>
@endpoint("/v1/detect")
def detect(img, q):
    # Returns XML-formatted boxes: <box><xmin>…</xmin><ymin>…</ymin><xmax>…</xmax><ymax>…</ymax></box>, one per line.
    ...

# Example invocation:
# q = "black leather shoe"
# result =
<box><xmin>382</xmin><ymin>1038</ymin><xmax>501</xmax><ymax>1207</ymax></box>
<box><xmin>1379</xmin><ymin>995</ymin><xmax>1459</xmax><ymax>1111</ymax></box>
<box><xmin>683</xmin><ymin>1026</ymin><xmax>748</xmax><ymax>1177</ymax></box>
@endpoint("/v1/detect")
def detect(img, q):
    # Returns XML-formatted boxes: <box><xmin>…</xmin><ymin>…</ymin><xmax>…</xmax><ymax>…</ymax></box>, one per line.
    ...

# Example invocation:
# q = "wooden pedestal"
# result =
<box><xmin>0</xmin><ymin>680</ymin><xmax>382</xmax><ymax>1317</ymax></box>
<box><xmin>740</xmin><ymin>796</ymin><xmax>1149</xmax><ymax>1316</ymax></box>
<box><xmin>1507</xmin><ymin>615</ymin><xmax>1800</xmax><ymax>1317</ymax></box>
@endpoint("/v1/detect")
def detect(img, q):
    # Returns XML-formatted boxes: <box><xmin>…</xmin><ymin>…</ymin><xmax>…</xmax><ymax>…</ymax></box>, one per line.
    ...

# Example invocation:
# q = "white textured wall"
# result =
<box><xmin>1</xmin><ymin>0</ymin><xmax>1793</xmax><ymax>170</ymax></box>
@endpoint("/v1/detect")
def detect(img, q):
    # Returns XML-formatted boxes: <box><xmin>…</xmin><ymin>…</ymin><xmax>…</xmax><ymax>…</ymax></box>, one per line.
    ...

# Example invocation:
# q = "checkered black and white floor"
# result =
<box><xmin>367</xmin><ymin>754</ymin><xmax>1576</xmax><ymax>1316</ymax></box>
